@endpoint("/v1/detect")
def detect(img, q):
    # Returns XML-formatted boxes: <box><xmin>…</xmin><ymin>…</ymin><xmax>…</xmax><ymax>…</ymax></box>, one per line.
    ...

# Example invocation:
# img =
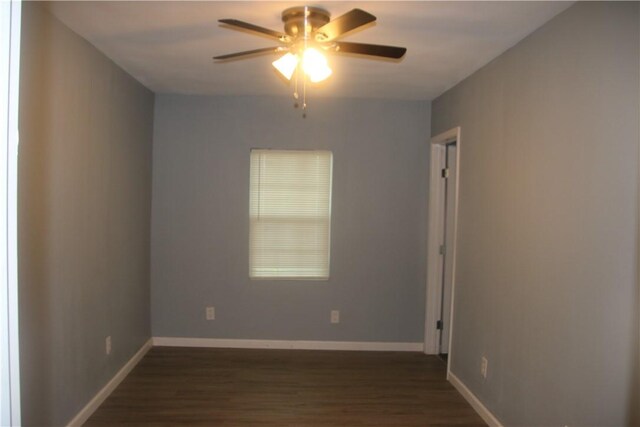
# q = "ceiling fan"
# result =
<box><xmin>214</xmin><ymin>6</ymin><xmax>407</xmax><ymax>115</ymax></box>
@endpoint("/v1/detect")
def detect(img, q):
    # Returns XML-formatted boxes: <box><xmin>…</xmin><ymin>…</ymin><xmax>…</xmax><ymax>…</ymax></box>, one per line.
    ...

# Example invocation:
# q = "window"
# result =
<box><xmin>249</xmin><ymin>149</ymin><xmax>333</xmax><ymax>279</ymax></box>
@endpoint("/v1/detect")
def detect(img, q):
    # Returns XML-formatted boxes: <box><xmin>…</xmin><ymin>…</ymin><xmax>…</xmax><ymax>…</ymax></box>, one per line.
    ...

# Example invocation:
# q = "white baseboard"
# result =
<box><xmin>153</xmin><ymin>337</ymin><xmax>423</xmax><ymax>352</ymax></box>
<box><xmin>66</xmin><ymin>338</ymin><xmax>153</xmax><ymax>427</ymax></box>
<box><xmin>448</xmin><ymin>372</ymin><xmax>503</xmax><ymax>427</ymax></box>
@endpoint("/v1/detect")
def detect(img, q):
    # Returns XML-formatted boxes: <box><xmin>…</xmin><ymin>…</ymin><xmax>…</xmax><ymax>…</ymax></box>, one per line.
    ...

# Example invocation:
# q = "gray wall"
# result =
<box><xmin>151</xmin><ymin>95</ymin><xmax>430</xmax><ymax>343</ymax></box>
<box><xmin>431</xmin><ymin>2</ymin><xmax>639</xmax><ymax>426</ymax></box>
<box><xmin>18</xmin><ymin>3</ymin><xmax>154</xmax><ymax>426</ymax></box>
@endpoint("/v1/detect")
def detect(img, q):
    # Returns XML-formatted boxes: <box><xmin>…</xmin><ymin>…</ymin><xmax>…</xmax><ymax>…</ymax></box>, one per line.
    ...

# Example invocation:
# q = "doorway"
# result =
<box><xmin>424</xmin><ymin>127</ymin><xmax>460</xmax><ymax>374</ymax></box>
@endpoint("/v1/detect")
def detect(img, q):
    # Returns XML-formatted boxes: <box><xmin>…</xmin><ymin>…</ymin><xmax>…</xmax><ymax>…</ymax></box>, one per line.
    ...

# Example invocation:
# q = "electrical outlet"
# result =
<box><xmin>480</xmin><ymin>356</ymin><xmax>488</xmax><ymax>379</ymax></box>
<box><xmin>105</xmin><ymin>336</ymin><xmax>112</xmax><ymax>355</ymax></box>
<box><xmin>330</xmin><ymin>310</ymin><xmax>340</xmax><ymax>324</ymax></box>
<box><xmin>206</xmin><ymin>306</ymin><xmax>215</xmax><ymax>320</ymax></box>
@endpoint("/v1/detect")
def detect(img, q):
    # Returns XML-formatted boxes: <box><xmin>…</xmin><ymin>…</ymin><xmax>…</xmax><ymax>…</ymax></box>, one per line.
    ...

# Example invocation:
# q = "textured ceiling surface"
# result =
<box><xmin>46</xmin><ymin>1</ymin><xmax>572</xmax><ymax>100</ymax></box>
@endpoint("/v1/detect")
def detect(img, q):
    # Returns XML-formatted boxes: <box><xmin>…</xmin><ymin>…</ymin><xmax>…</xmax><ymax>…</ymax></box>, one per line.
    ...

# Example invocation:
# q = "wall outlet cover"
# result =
<box><xmin>206</xmin><ymin>306</ymin><xmax>215</xmax><ymax>320</ymax></box>
<box><xmin>331</xmin><ymin>310</ymin><xmax>340</xmax><ymax>324</ymax></box>
<box><xmin>480</xmin><ymin>356</ymin><xmax>488</xmax><ymax>379</ymax></box>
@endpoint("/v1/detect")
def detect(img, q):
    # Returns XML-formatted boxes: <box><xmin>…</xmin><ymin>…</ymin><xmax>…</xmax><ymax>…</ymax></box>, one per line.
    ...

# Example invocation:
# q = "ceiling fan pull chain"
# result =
<box><xmin>293</xmin><ymin>66</ymin><xmax>299</xmax><ymax>108</ymax></box>
<box><xmin>302</xmin><ymin>77</ymin><xmax>307</xmax><ymax>118</ymax></box>
<box><xmin>302</xmin><ymin>6</ymin><xmax>308</xmax><ymax>118</ymax></box>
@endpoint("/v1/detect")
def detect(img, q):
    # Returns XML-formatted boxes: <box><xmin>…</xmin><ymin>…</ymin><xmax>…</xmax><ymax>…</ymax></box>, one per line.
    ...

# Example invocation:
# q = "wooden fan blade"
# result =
<box><xmin>214</xmin><ymin>47</ymin><xmax>284</xmax><ymax>60</ymax></box>
<box><xmin>219</xmin><ymin>19</ymin><xmax>288</xmax><ymax>41</ymax></box>
<box><xmin>334</xmin><ymin>42</ymin><xmax>406</xmax><ymax>59</ymax></box>
<box><xmin>315</xmin><ymin>9</ymin><xmax>376</xmax><ymax>41</ymax></box>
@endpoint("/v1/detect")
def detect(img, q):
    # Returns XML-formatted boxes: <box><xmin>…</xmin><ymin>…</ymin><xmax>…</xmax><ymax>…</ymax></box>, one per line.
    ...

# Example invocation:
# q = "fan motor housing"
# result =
<box><xmin>282</xmin><ymin>7</ymin><xmax>330</xmax><ymax>38</ymax></box>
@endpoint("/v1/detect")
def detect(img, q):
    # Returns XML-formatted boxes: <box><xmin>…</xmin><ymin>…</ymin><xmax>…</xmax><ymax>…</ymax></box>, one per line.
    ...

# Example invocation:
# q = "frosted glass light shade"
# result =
<box><xmin>302</xmin><ymin>48</ymin><xmax>332</xmax><ymax>83</ymax></box>
<box><xmin>272</xmin><ymin>53</ymin><xmax>299</xmax><ymax>80</ymax></box>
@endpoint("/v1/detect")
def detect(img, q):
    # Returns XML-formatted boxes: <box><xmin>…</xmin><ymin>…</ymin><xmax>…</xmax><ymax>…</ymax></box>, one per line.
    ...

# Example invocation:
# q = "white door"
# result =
<box><xmin>439</xmin><ymin>144</ymin><xmax>456</xmax><ymax>354</ymax></box>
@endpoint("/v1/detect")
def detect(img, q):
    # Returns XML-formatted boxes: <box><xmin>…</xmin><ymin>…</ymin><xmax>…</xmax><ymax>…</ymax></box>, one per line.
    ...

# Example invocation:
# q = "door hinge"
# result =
<box><xmin>436</xmin><ymin>320</ymin><xmax>444</xmax><ymax>330</ymax></box>
<box><xmin>441</xmin><ymin>168</ymin><xmax>449</xmax><ymax>178</ymax></box>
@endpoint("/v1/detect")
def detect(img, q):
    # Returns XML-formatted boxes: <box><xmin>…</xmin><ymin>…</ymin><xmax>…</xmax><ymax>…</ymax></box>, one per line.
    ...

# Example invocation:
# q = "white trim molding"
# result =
<box><xmin>66</xmin><ymin>339</ymin><xmax>153</xmax><ymax>427</ymax></box>
<box><xmin>448</xmin><ymin>372</ymin><xmax>503</xmax><ymax>427</ymax></box>
<box><xmin>0</xmin><ymin>1</ymin><xmax>22</xmax><ymax>425</ymax></box>
<box><xmin>153</xmin><ymin>337</ymin><xmax>423</xmax><ymax>352</ymax></box>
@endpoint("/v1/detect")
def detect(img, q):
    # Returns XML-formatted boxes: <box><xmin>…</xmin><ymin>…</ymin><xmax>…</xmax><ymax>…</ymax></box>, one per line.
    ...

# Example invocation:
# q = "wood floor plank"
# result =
<box><xmin>84</xmin><ymin>347</ymin><xmax>486</xmax><ymax>426</ymax></box>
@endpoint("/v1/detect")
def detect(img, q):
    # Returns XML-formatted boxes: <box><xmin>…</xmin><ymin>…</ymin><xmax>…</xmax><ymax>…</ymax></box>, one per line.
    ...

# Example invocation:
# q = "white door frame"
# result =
<box><xmin>424</xmin><ymin>127</ymin><xmax>461</xmax><ymax>372</ymax></box>
<box><xmin>0</xmin><ymin>0</ymin><xmax>22</xmax><ymax>425</ymax></box>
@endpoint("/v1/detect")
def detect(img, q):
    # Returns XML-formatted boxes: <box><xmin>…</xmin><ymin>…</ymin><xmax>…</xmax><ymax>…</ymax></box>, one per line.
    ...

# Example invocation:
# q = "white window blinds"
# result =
<box><xmin>249</xmin><ymin>149</ymin><xmax>333</xmax><ymax>279</ymax></box>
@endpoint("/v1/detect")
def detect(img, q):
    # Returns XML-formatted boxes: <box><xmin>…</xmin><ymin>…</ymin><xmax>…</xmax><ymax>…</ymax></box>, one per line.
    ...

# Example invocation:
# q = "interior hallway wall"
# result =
<box><xmin>431</xmin><ymin>2</ymin><xmax>639</xmax><ymax>425</ymax></box>
<box><xmin>18</xmin><ymin>3</ymin><xmax>154</xmax><ymax>425</ymax></box>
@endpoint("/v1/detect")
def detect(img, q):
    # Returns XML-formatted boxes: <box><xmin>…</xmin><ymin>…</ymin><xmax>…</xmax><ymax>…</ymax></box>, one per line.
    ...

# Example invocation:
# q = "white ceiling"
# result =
<box><xmin>46</xmin><ymin>1</ymin><xmax>572</xmax><ymax>101</ymax></box>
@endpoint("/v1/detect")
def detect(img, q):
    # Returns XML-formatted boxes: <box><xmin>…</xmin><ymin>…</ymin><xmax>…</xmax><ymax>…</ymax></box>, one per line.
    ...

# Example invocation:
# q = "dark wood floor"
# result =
<box><xmin>85</xmin><ymin>347</ymin><xmax>485</xmax><ymax>426</ymax></box>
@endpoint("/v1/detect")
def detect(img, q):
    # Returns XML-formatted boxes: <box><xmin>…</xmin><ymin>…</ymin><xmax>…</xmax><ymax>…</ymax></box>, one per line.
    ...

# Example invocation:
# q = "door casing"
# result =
<box><xmin>424</xmin><ymin>127</ymin><xmax>461</xmax><ymax>379</ymax></box>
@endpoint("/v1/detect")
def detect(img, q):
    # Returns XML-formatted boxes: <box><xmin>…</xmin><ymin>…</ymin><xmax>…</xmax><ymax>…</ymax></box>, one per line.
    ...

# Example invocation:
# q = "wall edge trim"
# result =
<box><xmin>448</xmin><ymin>372</ymin><xmax>503</xmax><ymax>427</ymax></box>
<box><xmin>152</xmin><ymin>337</ymin><xmax>423</xmax><ymax>352</ymax></box>
<box><xmin>66</xmin><ymin>338</ymin><xmax>153</xmax><ymax>427</ymax></box>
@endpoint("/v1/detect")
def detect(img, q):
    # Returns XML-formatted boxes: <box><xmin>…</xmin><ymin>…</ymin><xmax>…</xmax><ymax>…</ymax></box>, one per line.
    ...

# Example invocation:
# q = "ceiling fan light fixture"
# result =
<box><xmin>272</xmin><ymin>53</ymin><xmax>299</xmax><ymax>80</ymax></box>
<box><xmin>302</xmin><ymin>48</ymin><xmax>332</xmax><ymax>83</ymax></box>
<box><xmin>216</xmin><ymin>7</ymin><xmax>405</xmax><ymax>115</ymax></box>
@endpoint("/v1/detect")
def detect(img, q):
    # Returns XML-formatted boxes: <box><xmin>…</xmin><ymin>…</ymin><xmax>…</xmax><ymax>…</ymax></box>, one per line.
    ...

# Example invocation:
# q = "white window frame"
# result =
<box><xmin>249</xmin><ymin>149</ymin><xmax>333</xmax><ymax>281</ymax></box>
